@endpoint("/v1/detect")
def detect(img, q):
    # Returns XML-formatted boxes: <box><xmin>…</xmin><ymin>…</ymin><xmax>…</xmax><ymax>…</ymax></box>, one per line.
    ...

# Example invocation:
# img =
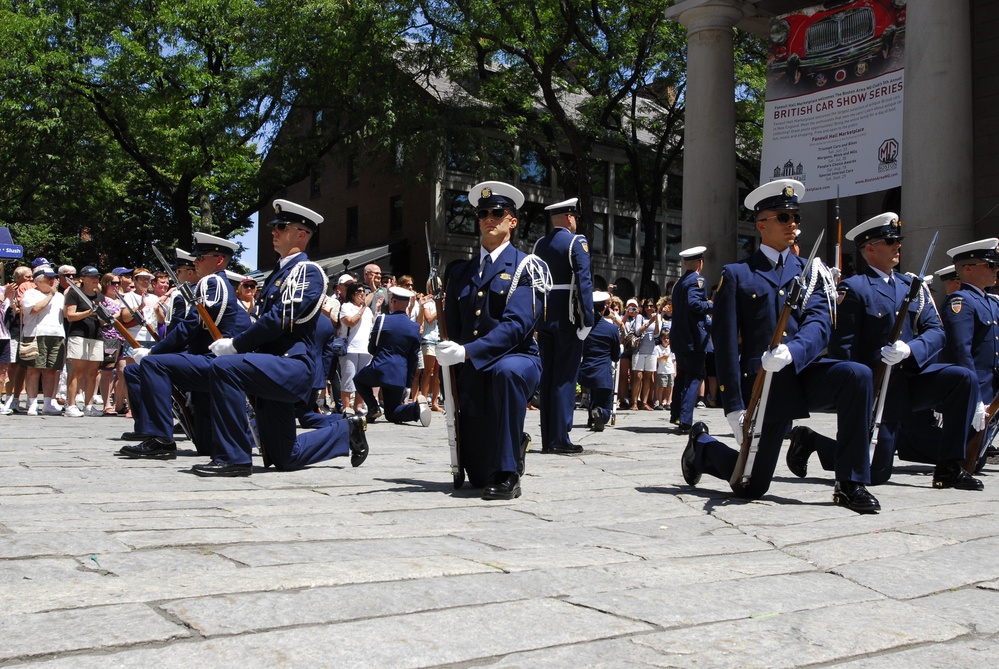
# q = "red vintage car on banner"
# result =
<box><xmin>768</xmin><ymin>0</ymin><xmax>906</xmax><ymax>90</ymax></box>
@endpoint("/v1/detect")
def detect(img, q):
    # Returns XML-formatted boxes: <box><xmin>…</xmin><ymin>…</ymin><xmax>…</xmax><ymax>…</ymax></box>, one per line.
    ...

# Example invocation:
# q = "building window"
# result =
<box><xmin>309</xmin><ymin>166</ymin><xmax>321</xmax><ymax>198</ymax></box>
<box><xmin>444</xmin><ymin>189</ymin><xmax>477</xmax><ymax>236</ymax></box>
<box><xmin>590</xmin><ymin>213</ymin><xmax>606</xmax><ymax>255</ymax></box>
<box><xmin>664</xmin><ymin>222</ymin><xmax>682</xmax><ymax>262</ymax></box>
<box><xmin>666</xmin><ymin>175</ymin><xmax>683</xmax><ymax>210</ymax></box>
<box><xmin>520</xmin><ymin>148</ymin><xmax>550</xmax><ymax>186</ymax></box>
<box><xmin>590</xmin><ymin>161</ymin><xmax>609</xmax><ymax>197</ymax></box>
<box><xmin>389</xmin><ymin>195</ymin><xmax>403</xmax><ymax>234</ymax></box>
<box><xmin>347</xmin><ymin>154</ymin><xmax>359</xmax><ymax>186</ymax></box>
<box><xmin>346</xmin><ymin>206</ymin><xmax>359</xmax><ymax>245</ymax></box>
<box><xmin>638</xmin><ymin>220</ymin><xmax>661</xmax><ymax>261</ymax></box>
<box><xmin>614</xmin><ymin>216</ymin><xmax>635</xmax><ymax>257</ymax></box>
<box><xmin>517</xmin><ymin>200</ymin><xmax>547</xmax><ymax>248</ymax></box>
<box><xmin>614</xmin><ymin>163</ymin><xmax>636</xmax><ymax>205</ymax></box>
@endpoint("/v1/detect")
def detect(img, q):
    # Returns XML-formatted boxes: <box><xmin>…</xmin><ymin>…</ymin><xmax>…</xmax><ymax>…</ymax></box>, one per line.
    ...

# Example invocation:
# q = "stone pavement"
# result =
<box><xmin>1</xmin><ymin>403</ymin><xmax>998</xmax><ymax>667</ymax></box>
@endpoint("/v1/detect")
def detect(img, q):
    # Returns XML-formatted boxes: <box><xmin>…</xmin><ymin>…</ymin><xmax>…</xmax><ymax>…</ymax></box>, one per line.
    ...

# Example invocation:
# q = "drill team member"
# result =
<box><xmin>579</xmin><ymin>291</ymin><xmax>621</xmax><ymax>432</ymax></box>
<box><xmin>669</xmin><ymin>245</ymin><xmax>712</xmax><ymax>432</ymax></box>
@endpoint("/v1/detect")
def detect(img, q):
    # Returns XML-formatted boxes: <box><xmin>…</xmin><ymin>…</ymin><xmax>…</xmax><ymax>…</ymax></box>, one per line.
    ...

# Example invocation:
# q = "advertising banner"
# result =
<box><xmin>760</xmin><ymin>1</ymin><xmax>907</xmax><ymax>202</ymax></box>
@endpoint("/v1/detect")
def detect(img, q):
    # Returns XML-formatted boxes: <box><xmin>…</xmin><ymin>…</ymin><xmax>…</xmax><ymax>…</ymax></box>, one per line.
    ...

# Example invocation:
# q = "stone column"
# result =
<box><xmin>901</xmin><ymin>0</ymin><xmax>974</xmax><ymax>264</ymax></box>
<box><xmin>667</xmin><ymin>0</ymin><xmax>747</xmax><ymax>276</ymax></box>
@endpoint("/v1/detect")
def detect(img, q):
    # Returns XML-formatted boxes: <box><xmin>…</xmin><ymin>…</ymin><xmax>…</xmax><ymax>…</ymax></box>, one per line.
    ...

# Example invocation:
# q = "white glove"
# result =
<box><xmin>130</xmin><ymin>347</ymin><xmax>150</xmax><ymax>364</ymax></box>
<box><xmin>880</xmin><ymin>340</ymin><xmax>911</xmax><ymax>366</ymax></box>
<box><xmin>727</xmin><ymin>411</ymin><xmax>746</xmax><ymax>448</ymax></box>
<box><xmin>576</xmin><ymin>325</ymin><xmax>592</xmax><ymax>341</ymax></box>
<box><xmin>829</xmin><ymin>266</ymin><xmax>842</xmax><ymax>283</ymax></box>
<box><xmin>973</xmin><ymin>401</ymin><xmax>988</xmax><ymax>432</ymax></box>
<box><xmin>761</xmin><ymin>344</ymin><xmax>793</xmax><ymax>373</ymax></box>
<box><xmin>435</xmin><ymin>340</ymin><xmax>466</xmax><ymax>367</ymax></box>
<box><xmin>209</xmin><ymin>338</ymin><xmax>238</xmax><ymax>357</ymax></box>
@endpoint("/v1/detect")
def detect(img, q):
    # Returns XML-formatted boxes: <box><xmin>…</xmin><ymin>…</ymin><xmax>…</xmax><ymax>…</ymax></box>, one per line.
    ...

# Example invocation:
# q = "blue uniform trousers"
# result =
<box><xmin>671</xmin><ymin>352</ymin><xmax>704</xmax><ymax>425</ymax></box>
<box><xmin>131</xmin><ymin>353</ymin><xmax>214</xmax><ymax>446</ymax></box>
<box><xmin>457</xmin><ymin>353</ymin><xmax>541</xmax><ymax>488</ymax></box>
<box><xmin>355</xmin><ymin>381</ymin><xmax>420</xmax><ymax>424</ymax></box>
<box><xmin>537</xmin><ymin>326</ymin><xmax>582</xmax><ymax>449</ymax></box>
<box><xmin>122</xmin><ymin>362</ymin><xmax>150</xmax><ymax>435</ymax></box>
<box><xmin>209</xmin><ymin>354</ymin><xmax>349</xmax><ymax>470</ymax></box>
<box><xmin>588</xmin><ymin>387</ymin><xmax>612</xmax><ymax>426</ymax></box>
<box><xmin>811</xmin><ymin>363</ymin><xmax>975</xmax><ymax>484</ymax></box>
<box><xmin>694</xmin><ymin>360</ymin><xmax>872</xmax><ymax>499</ymax></box>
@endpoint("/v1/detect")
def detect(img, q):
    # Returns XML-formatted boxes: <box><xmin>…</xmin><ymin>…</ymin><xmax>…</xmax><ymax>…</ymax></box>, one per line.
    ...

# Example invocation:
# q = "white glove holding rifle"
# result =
<box><xmin>880</xmin><ymin>340</ymin><xmax>911</xmax><ymax>366</ymax></box>
<box><xmin>727</xmin><ymin>411</ymin><xmax>746</xmax><ymax>448</ymax></box>
<box><xmin>973</xmin><ymin>401</ymin><xmax>988</xmax><ymax>432</ymax></box>
<box><xmin>761</xmin><ymin>344</ymin><xmax>793</xmax><ymax>373</ymax></box>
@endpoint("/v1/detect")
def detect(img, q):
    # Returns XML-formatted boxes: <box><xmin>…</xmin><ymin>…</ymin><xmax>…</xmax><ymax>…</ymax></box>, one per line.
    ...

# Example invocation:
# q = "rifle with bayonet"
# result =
<box><xmin>867</xmin><ymin>231</ymin><xmax>938</xmax><ymax>459</ymax></box>
<box><xmin>730</xmin><ymin>230</ymin><xmax>825</xmax><ymax>496</ymax></box>
<box><xmin>116</xmin><ymin>289</ymin><xmax>160</xmax><ymax>343</ymax></box>
<box><xmin>151</xmin><ymin>245</ymin><xmax>223</xmax><ymax>340</ymax></box>
<box><xmin>965</xmin><ymin>390</ymin><xmax>999</xmax><ymax>473</ymax></box>
<box><xmin>426</xmin><ymin>222</ymin><xmax>464</xmax><ymax>489</ymax></box>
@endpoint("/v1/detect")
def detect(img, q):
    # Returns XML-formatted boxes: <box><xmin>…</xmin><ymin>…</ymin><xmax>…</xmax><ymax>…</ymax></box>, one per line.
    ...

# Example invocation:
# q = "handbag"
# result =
<box><xmin>18</xmin><ymin>336</ymin><xmax>39</xmax><ymax>361</ymax></box>
<box><xmin>102</xmin><ymin>337</ymin><xmax>122</xmax><ymax>365</ymax></box>
<box><xmin>622</xmin><ymin>323</ymin><xmax>640</xmax><ymax>356</ymax></box>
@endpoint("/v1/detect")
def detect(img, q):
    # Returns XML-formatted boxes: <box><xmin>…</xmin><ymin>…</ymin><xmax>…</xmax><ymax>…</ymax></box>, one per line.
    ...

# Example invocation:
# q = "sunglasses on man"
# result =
<box><xmin>757</xmin><ymin>212</ymin><xmax>801</xmax><ymax>224</ymax></box>
<box><xmin>477</xmin><ymin>208</ymin><xmax>509</xmax><ymax>220</ymax></box>
<box><xmin>272</xmin><ymin>222</ymin><xmax>307</xmax><ymax>233</ymax></box>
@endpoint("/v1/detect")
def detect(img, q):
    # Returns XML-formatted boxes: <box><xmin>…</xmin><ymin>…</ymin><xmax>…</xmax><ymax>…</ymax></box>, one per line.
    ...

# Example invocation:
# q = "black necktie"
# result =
<box><xmin>776</xmin><ymin>254</ymin><xmax>784</xmax><ymax>269</ymax></box>
<box><xmin>480</xmin><ymin>254</ymin><xmax>492</xmax><ymax>278</ymax></box>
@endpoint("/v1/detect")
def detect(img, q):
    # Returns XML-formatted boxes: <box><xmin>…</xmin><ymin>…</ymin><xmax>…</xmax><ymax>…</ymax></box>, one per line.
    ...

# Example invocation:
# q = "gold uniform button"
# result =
<box><xmin>779</xmin><ymin>290</ymin><xmax>785</xmax><ymax>296</ymax></box>
<box><xmin>473</xmin><ymin>330</ymin><xmax>478</xmax><ymax>336</ymax></box>
<box><xmin>475</xmin><ymin>309</ymin><xmax>481</xmax><ymax>316</ymax></box>
<box><xmin>477</xmin><ymin>291</ymin><xmax>483</xmax><ymax>297</ymax></box>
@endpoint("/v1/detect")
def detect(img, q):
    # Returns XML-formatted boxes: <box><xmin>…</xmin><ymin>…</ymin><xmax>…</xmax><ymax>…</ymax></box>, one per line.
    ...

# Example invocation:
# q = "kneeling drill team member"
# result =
<box><xmin>119</xmin><ymin>234</ymin><xmax>251</xmax><ymax>458</ymax></box>
<box><xmin>354</xmin><ymin>285</ymin><xmax>431</xmax><ymax>427</ymax></box>
<box><xmin>680</xmin><ymin>179</ymin><xmax>880</xmax><ymax>513</ymax></box>
<box><xmin>786</xmin><ymin>214</ymin><xmax>981</xmax><ymax>490</ymax></box>
<box><xmin>532</xmin><ymin>196</ymin><xmax>593</xmax><ymax>454</ymax></box>
<box><xmin>579</xmin><ymin>290</ymin><xmax>621</xmax><ymax>432</ymax></box>
<box><xmin>196</xmin><ymin>199</ymin><xmax>367</xmax><ymax>477</ymax></box>
<box><xmin>942</xmin><ymin>238</ymin><xmax>999</xmax><ymax>471</ymax></box>
<box><xmin>436</xmin><ymin>181</ymin><xmax>549</xmax><ymax>500</ymax></box>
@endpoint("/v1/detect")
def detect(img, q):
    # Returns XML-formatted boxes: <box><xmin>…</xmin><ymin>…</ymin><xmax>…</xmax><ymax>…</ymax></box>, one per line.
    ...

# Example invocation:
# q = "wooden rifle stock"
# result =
<box><xmin>964</xmin><ymin>390</ymin><xmax>999</xmax><ymax>473</ymax></box>
<box><xmin>741</xmin><ymin>305</ymin><xmax>794</xmax><ymax>447</ymax></box>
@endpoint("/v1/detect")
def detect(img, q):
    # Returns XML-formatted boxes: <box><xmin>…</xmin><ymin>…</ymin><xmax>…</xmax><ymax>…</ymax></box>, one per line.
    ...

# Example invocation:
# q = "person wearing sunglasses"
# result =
<box><xmin>118</xmin><ymin>232</ymin><xmax>251</xmax><ymax>459</ymax></box>
<box><xmin>189</xmin><ymin>200</ymin><xmax>367</xmax><ymax>477</ymax></box>
<box><xmin>532</xmin><ymin>197</ymin><xmax>594</xmax><ymax>455</ymax></box>
<box><xmin>668</xmin><ymin>245</ymin><xmax>713</xmax><ymax>433</ymax></box>
<box><xmin>435</xmin><ymin>180</ymin><xmax>547</xmax><ymax>500</ymax></box>
<box><xmin>682</xmin><ymin>178</ymin><xmax>882</xmax><ymax>514</ymax></box>
<box><xmin>789</xmin><ymin>214</ymin><xmax>982</xmax><ymax>494</ymax></box>
<box><xmin>940</xmin><ymin>238</ymin><xmax>999</xmax><ymax>472</ymax></box>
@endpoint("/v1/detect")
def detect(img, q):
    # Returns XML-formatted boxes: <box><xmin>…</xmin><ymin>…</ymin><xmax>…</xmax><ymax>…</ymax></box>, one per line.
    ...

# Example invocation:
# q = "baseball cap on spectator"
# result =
<box><xmin>79</xmin><ymin>266</ymin><xmax>100</xmax><ymax>277</ymax></box>
<box><xmin>133</xmin><ymin>268</ymin><xmax>154</xmax><ymax>279</ymax></box>
<box><xmin>337</xmin><ymin>274</ymin><xmax>355</xmax><ymax>285</ymax></box>
<box><xmin>31</xmin><ymin>257</ymin><xmax>51</xmax><ymax>268</ymax></box>
<box><xmin>112</xmin><ymin>267</ymin><xmax>133</xmax><ymax>276</ymax></box>
<box><xmin>626</xmin><ymin>298</ymin><xmax>640</xmax><ymax>308</ymax></box>
<box><xmin>33</xmin><ymin>264</ymin><xmax>58</xmax><ymax>279</ymax></box>
<box><xmin>240</xmin><ymin>277</ymin><xmax>257</xmax><ymax>287</ymax></box>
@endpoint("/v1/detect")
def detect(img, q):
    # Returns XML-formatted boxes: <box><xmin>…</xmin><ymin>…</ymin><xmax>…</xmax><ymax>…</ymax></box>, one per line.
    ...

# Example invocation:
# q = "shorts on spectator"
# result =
<box><xmin>416</xmin><ymin>348</ymin><xmax>425</xmax><ymax>370</ymax></box>
<box><xmin>25</xmin><ymin>335</ymin><xmax>66</xmax><ymax>370</ymax></box>
<box><xmin>421</xmin><ymin>343</ymin><xmax>438</xmax><ymax>359</ymax></box>
<box><xmin>656</xmin><ymin>372</ymin><xmax>675</xmax><ymax>388</ymax></box>
<box><xmin>0</xmin><ymin>338</ymin><xmax>10</xmax><ymax>364</ymax></box>
<box><xmin>67</xmin><ymin>336</ymin><xmax>105</xmax><ymax>362</ymax></box>
<box><xmin>631</xmin><ymin>352</ymin><xmax>657</xmax><ymax>373</ymax></box>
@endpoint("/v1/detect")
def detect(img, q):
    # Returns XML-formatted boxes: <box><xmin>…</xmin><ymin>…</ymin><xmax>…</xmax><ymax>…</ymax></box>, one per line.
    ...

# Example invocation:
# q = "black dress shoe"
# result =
<box><xmin>483</xmin><ymin>472</ymin><xmax>521</xmax><ymax>500</ymax></box>
<box><xmin>674</xmin><ymin>423</ymin><xmax>691</xmax><ymax>435</ymax></box>
<box><xmin>786</xmin><ymin>426</ymin><xmax>815</xmax><ymax>478</ymax></box>
<box><xmin>932</xmin><ymin>461</ymin><xmax>984</xmax><ymax>491</ymax></box>
<box><xmin>833</xmin><ymin>480</ymin><xmax>880</xmax><ymax>514</ymax></box>
<box><xmin>118</xmin><ymin>437</ymin><xmax>177</xmax><ymax>460</ymax></box>
<box><xmin>191</xmin><ymin>460</ymin><xmax>252</xmax><ymax>477</ymax></box>
<box><xmin>348</xmin><ymin>415</ymin><xmax>368</xmax><ymax>467</ymax></box>
<box><xmin>518</xmin><ymin>432</ymin><xmax>530</xmax><ymax>476</ymax></box>
<box><xmin>681</xmin><ymin>422</ymin><xmax>707</xmax><ymax>486</ymax></box>
<box><xmin>544</xmin><ymin>443</ymin><xmax>583</xmax><ymax>455</ymax></box>
<box><xmin>120</xmin><ymin>431</ymin><xmax>150</xmax><ymax>441</ymax></box>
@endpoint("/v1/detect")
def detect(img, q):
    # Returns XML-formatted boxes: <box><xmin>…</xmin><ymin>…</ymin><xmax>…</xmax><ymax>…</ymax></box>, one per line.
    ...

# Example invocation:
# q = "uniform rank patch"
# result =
<box><xmin>950</xmin><ymin>298</ymin><xmax>963</xmax><ymax>314</ymax></box>
<box><xmin>499</xmin><ymin>272</ymin><xmax>511</xmax><ymax>280</ymax></box>
<box><xmin>837</xmin><ymin>288</ymin><xmax>847</xmax><ymax>305</ymax></box>
<box><xmin>697</xmin><ymin>278</ymin><xmax>704</xmax><ymax>289</ymax></box>
<box><xmin>581</xmin><ymin>240</ymin><xmax>588</xmax><ymax>253</ymax></box>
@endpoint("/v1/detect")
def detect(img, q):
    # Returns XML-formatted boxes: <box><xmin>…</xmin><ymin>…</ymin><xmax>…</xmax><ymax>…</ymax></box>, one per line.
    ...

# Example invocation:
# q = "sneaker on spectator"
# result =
<box><xmin>65</xmin><ymin>405</ymin><xmax>85</xmax><ymax>418</ymax></box>
<box><xmin>85</xmin><ymin>406</ymin><xmax>102</xmax><ymax>417</ymax></box>
<box><xmin>93</xmin><ymin>394</ymin><xmax>104</xmax><ymax>405</ymax></box>
<box><xmin>0</xmin><ymin>406</ymin><xmax>12</xmax><ymax>416</ymax></box>
<box><xmin>26</xmin><ymin>404</ymin><xmax>39</xmax><ymax>416</ymax></box>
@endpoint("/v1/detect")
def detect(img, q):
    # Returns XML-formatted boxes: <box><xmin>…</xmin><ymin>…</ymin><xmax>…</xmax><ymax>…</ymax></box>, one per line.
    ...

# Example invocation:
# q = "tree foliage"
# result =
<box><xmin>0</xmin><ymin>0</ymin><xmax>413</xmax><ymax>270</ymax></box>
